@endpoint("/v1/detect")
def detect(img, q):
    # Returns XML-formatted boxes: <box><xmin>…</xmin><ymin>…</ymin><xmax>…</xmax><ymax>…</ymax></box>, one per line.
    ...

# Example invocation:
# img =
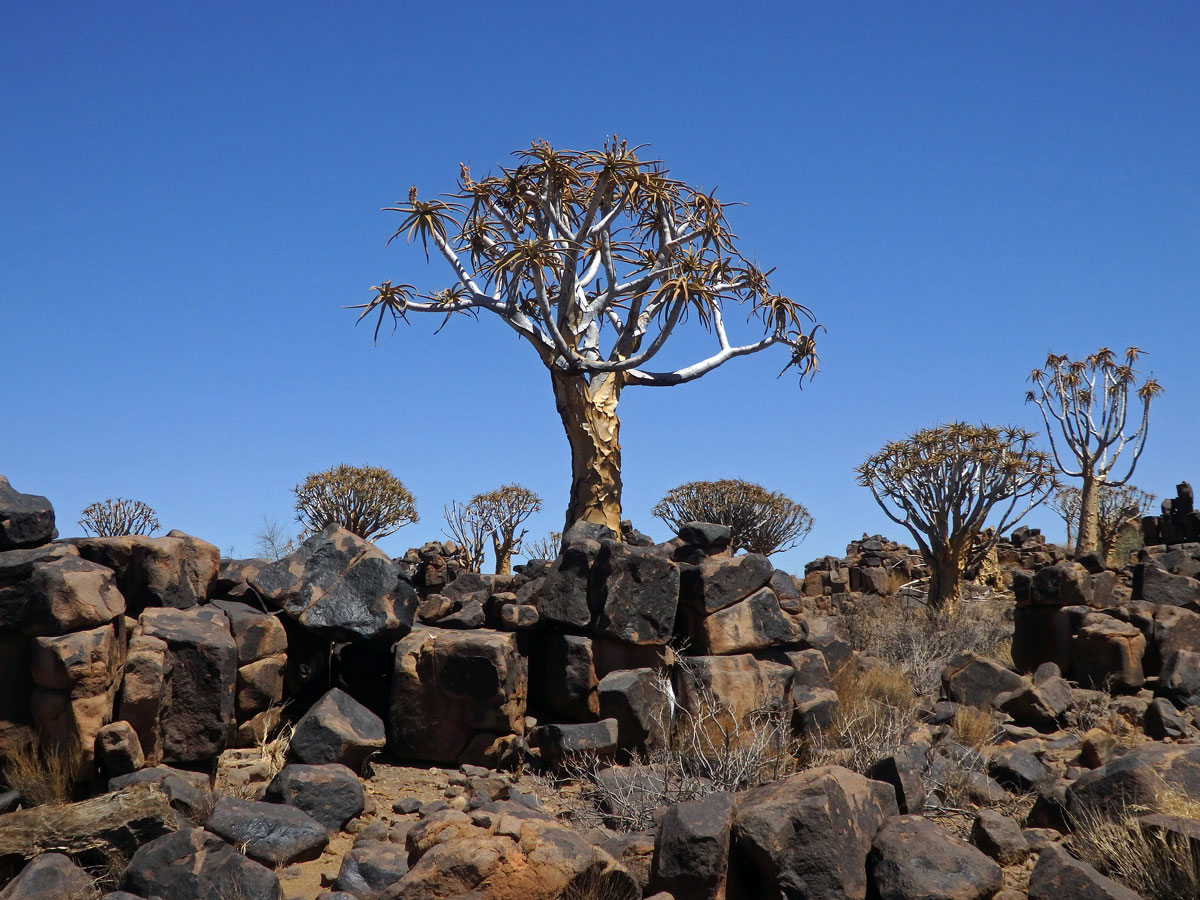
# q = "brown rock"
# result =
<box><xmin>390</xmin><ymin>627</ymin><xmax>527</xmax><ymax>765</ymax></box>
<box><xmin>117</xmin><ymin>633</ymin><xmax>167</xmax><ymax>765</ymax></box>
<box><xmin>0</xmin><ymin>556</ymin><xmax>125</xmax><ymax>635</ymax></box>
<box><xmin>1071</xmin><ymin>615</ymin><xmax>1146</xmax><ymax>691</ymax></box>
<box><xmin>71</xmin><ymin>531</ymin><xmax>219</xmax><ymax>614</ymax></box>
<box><xmin>136</xmin><ymin>607</ymin><xmax>237</xmax><ymax>764</ymax></box>
<box><xmin>95</xmin><ymin>720</ymin><xmax>144</xmax><ymax>777</ymax></box>
<box><xmin>730</xmin><ymin>766</ymin><xmax>893</xmax><ymax>900</ymax></box>
<box><xmin>236</xmin><ymin>653</ymin><xmax>286</xmax><ymax>718</ymax></box>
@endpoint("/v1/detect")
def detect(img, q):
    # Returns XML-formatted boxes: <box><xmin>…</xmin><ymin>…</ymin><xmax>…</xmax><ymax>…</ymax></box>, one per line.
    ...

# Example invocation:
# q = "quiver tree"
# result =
<box><xmin>856</xmin><ymin>423</ymin><xmax>1055</xmax><ymax>612</ymax></box>
<box><xmin>79</xmin><ymin>498</ymin><xmax>160</xmax><ymax>536</ymax></box>
<box><xmin>443</xmin><ymin>484</ymin><xmax>542</xmax><ymax>574</ymax></box>
<box><xmin>353</xmin><ymin>139</ymin><xmax>820</xmax><ymax>533</ymax></box>
<box><xmin>294</xmin><ymin>463</ymin><xmax>418</xmax><ymax>542</ymax></box>
<box><xmin>1027</xmin><ymin>347</ymin><xmax>1162</xmax><ymax>556</ymax></box>
<box><xmin>651</xmin><ymin>478</ymin><xmax>814</xmax><ymax>555</ymax></box>
<box><xmin>1050</xmin><ymin>483</ymin><xmax>1155</xmax><ymax>561</ymax></box>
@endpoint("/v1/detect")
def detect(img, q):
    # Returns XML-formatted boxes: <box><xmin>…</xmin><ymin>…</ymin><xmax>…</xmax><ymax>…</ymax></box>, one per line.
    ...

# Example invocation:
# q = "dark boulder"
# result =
<box><xmin>589</xmin><ymin>540</ymin><xmax>679</xmax><ymax>645</ymax></box>
<box><xmin>680</xmin><ymin>553</ymin><xmax>773</xmax><ymax>615</ymax></box>
<box><xmin>0</xmin><ymin>853</ymin><xmax>91</xmax><ymax>900</ymax></box>
<box><xmin>251</xmin><ymin>525</ymin><xmax>417</xmax><ymax>643</ymax></box>
<box><xmin>389</xmin><ymin>627</ymin><xmax>527</xmax><ymax>766</ymax></box>
<box><xmin>941</xmin><ymin>654</ymin><xmax>1023</xmax><ymax>709</ymax></box>
<box><xmin>0</xmin><ymin>477</ymin><xmax>56</xmax><ymax>551</ymax></box>
<box><xmin>0</xmin><ymin>554</ymin><xmax>125</xmax><ymax>635</ymax></box>
<box><xmin>1027</xmin><ymin>843</ymin><xmax>1143</xmax><ymax>900</ymax></box>
<box><xmin>122</xmin><ymin>827</ymin><xmax>282</xmax><ymax>900</ymax></box>
<box><xmin>531</xmin><ymin>634</ymin><xmax>598</xmax><ymax>722</ymax></box>
<box><xmin>598</xmin><ymin>668</ymin><xmax>669</xmax><ymax>755</ymax></box>
<box><xmin>263</xmin><ymin>763</ymin><xmax>365</xmax><ymax>832</ymax></box>
<box><xmin>334</xmin><ymin>840</ymin><xmax>410</xmax><ymax>897</ymax></box>
<box><xmin>867</xmin><ymin>814</ymin><xmax>1003</xmax><ymax>900</ymax></box>
<box><xmin>970</xmin><ymin>809</ymin><xmax>1029</xmax><ymax>865</ymax></box>
<box><xmin>290</xmin><ymin>688</ymin><xmax>385</xmax><ymax>773</ymax></box>
<box><xmin>136</xmin><ymin>607</ymin><xmax>237</xmax><ymax>764</ymax></box>
<box><xmin>71</xmin><ymin>531</ymin><xmax>219</xmax><ymax>614</ymax></box>
<box><xmin>649</xmin><ymin>790</ymin><xmax>734</xmax><ymax>900</ymax></box>
<box><xmin>206</xmin><ymin>796</ymin><xmax>328</xmax><ymax>866</ymax></box>
<box><xmin>728</xmin><ymin>766</ymin><xmax>892</xmax><ymax>900</ymax></box>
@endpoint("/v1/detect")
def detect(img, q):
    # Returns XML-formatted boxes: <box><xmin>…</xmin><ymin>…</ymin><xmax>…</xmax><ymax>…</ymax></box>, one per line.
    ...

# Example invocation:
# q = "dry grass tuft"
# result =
<box><xmin>951</xmin><ymin>704</ymin><xmax>999</xmax><ymax>752</ymax></box>
<box><xmin>1071</xmin><ymin>782</ymin><xmax>1200</xmax><ymax>900</ymax></box>
<box><xmin>1</xmin><ymin>736</ymin><xmax>80</xmax><ymax>807</ymax></box>
<box><xmin>802</xmin><ymin>662</ymin><xmax>921</xmax><ymax>775</ymax></box>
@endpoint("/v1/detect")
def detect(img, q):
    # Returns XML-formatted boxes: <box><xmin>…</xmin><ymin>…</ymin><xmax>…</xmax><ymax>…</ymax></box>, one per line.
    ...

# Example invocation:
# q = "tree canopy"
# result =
<box><xmin>354</xmin><ymin>139</ymin><xmax>820</xmax><ymax>531</ymax></box>
<box><xmin>857</xmin><ymin>423</ymin><xmax>1055</xmax><ymax>610</ymax></box>
<box><xmin>652</xmin><ymin>479</ymin><xmax>813</xmax><ymax>556</ymax></box>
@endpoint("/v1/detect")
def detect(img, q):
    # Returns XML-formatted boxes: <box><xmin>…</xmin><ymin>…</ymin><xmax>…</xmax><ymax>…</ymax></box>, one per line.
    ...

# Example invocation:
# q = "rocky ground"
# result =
<box><xmin>1</xmin><ymin>473</ymin><xmax>1200</xmax><ymax>899</ymax></box>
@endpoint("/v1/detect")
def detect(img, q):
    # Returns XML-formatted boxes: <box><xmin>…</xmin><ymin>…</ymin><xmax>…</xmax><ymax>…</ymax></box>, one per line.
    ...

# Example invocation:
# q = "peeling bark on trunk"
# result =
<box><xmin>552</xmin><ymin>370</ymin><xmax>623</xmax><ymax>535</ymax></box>
<box><xmin>1076</xmin><ymin>473</ymin><xmax>1101</xmax><ymax>557</ymax></box>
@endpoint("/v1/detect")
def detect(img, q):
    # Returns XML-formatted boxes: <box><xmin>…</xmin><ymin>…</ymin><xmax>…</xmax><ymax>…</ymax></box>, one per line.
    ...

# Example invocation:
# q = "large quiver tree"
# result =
<box><xmin>857</xmin><ymin>423</ymin><xmax>1055</xmax><ymax>612</ymax></box>
<box><xmin>1026</xmin><ymin>347</ymin><xmax>1161</xmax><ymax>556</ymax></box>
<box><xmin>353</xmin><ymin>140</ymin><xmax>820</xmax><ymax>533</ymax></box>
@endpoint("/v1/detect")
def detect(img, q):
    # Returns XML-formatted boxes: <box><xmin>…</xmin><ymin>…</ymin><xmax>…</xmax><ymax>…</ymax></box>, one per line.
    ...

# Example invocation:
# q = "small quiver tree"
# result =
<box><xmin>1051</xmin><ymin>483</ymin><xmax>1155</xmax><ymax>563</ymax></box>
<box><xmin>1027</xmin><ymin>347</ymin><xmax>1161</xmax><ymax>556</ymax></box>
<box><xmin>651</xmin><ymin>478</ymin><xmax>814</xmax><ymax>555</ymax></box>
<box><xmin>294</xmin><ymin>463</ymin><xmax>418</xmax><ymax>542</ymax></box>
<box><xmin>856</xmin><ymin>423</ymin><xmax>1055</xmax><ymax>613</ymax></box>
<box><xmin>352</xmin><ymin>139</ymin><xmax>820</xmax><ymax>534</ymax></box>
<box><xmin>443</xmin><ymin>484</ymin><xmax>542</xmax><ymax>575</ymax></box>
<box><xmin>79</xmin><ymin>498</ymin><xmax>160</xmax><ymax>536</ymax></box>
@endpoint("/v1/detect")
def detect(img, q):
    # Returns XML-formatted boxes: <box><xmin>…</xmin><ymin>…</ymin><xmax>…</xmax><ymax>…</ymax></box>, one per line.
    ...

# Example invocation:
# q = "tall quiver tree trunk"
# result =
<box><xmin>552</xmin><ymin>370</ymin><xmax>624</xmax><ymax>534</ymax></box>
<box><xmin>1075</xmin><ymin>470</ymin><xmax>1102</xmax><ymax>557</ymax></box>
<box><xmin>927</xmin><ymin>542</ymin><xmax>964</xmax><ymax>614</ymax></box>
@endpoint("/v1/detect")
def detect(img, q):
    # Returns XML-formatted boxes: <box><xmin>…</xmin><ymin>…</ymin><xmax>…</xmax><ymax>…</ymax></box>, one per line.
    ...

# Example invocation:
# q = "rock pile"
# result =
<box><xmin>3</xmin><ymin>474</ymin><xmax>1200</xmax><ymax>900</ymax></box>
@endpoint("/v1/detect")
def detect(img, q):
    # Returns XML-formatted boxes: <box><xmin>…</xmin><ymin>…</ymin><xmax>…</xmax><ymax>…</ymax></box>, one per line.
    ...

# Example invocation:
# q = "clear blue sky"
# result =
<box><xmin>4</xmin><ymin>2</ymin><xmax>1198</xmax><ymax>572</ymax></box>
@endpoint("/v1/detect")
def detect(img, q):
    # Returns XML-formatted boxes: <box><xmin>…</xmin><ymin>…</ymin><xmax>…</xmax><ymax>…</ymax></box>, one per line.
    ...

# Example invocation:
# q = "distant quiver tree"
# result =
<box><xmin>443</xmin><ymin>484</ymin><xmax>542</xmax><ymax>575</ymax></box>
<box><xmin>857</xmin><ymin>423</ymin><xmax>1055</xmax><ymax>612</ymax></box>
<box><xmin>1050</xmin><ymin>483</ymin><xmax>1155</xmax><ymax>561</ymax></box>
<box><xmin>352</xmin><ymin>139</ymin><xmax>820</xmax><ymax>533</ymax></box>
<box><xmin>652</xmin><ymin>479</ymin><xmax>814</xmax><ymax>556</ymax></box>
<box><xmin>1027</xmin><ymin>347</ymin><xmax>1161</xmax><ymax>556</ymax></box>
<box><xmin>79</xmin><ymin>498</ymin><xmax>160</xmax><ymax>537</ymax></box>
<box><xmin>294</xmin><ymin>463</ymin><xmax>417</xmax><ymax>542</ymax></box>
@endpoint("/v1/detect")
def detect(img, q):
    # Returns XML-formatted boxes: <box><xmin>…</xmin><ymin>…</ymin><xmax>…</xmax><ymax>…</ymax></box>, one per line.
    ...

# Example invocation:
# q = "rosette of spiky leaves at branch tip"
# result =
<box><xmin>856</xmin><ymin>423</ymin><xmax>1057</xmax><ymax>611</ymax></box>
<box><xmin>348</xmin><ymin>137</ymin><xmax>822</xmax><ymax>384</ymax></box>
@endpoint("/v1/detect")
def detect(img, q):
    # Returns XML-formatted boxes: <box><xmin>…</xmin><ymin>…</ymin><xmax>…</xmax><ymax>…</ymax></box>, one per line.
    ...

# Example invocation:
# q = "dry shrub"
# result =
<box><xmin>840</xmin><ymin>593</ymin><xmax>1012</xmax><ymax>695</ymax></box>
<box><xmin>1071</xmin><ymin>781</ymin><xmax>1200</xmax><ymax>900</ymax></box>
<box><xmin>1</xmin><ymin>736</ymin><xmax>80</xmax><ymax>807</ymax></box>
<box><xmin>803</xmin><ymin>662</ymin><xmax>920</xmax><ymax>775</ymax></box>
<box><xmin>563</xmin><ymin>663</ymin><xmax>799</xmax><ymax>832</ymax></box>
<box><xmin>214</xmin><ymin>716</ymin><xmax>295</xmax><ymax>801</ymax></box>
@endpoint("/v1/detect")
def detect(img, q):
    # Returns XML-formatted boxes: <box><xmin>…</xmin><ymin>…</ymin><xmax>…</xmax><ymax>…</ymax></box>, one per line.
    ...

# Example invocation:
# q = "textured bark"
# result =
<box><xmin>553</xmin><ymin>371</ymin><xmax>624</xmax><ymax>534</ymax></box>
<box><xmin>1076</xmin><ymin>473</ymin><xmax>1101</xmax><ymax>556</ymax></box>
<box><xmin>0</xmin><ymin>781</ymin><xmax>179</xmax><ymax>869</ymax></box>
<box><xmin>928</xmin><ymin>545</ymin><xmax>963</xmax><ymax>613</ymax></box>
<box><xmin>491</xmin><ymin>536</ymin><xmax>514</xmax><ymax>576</ymax></box>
